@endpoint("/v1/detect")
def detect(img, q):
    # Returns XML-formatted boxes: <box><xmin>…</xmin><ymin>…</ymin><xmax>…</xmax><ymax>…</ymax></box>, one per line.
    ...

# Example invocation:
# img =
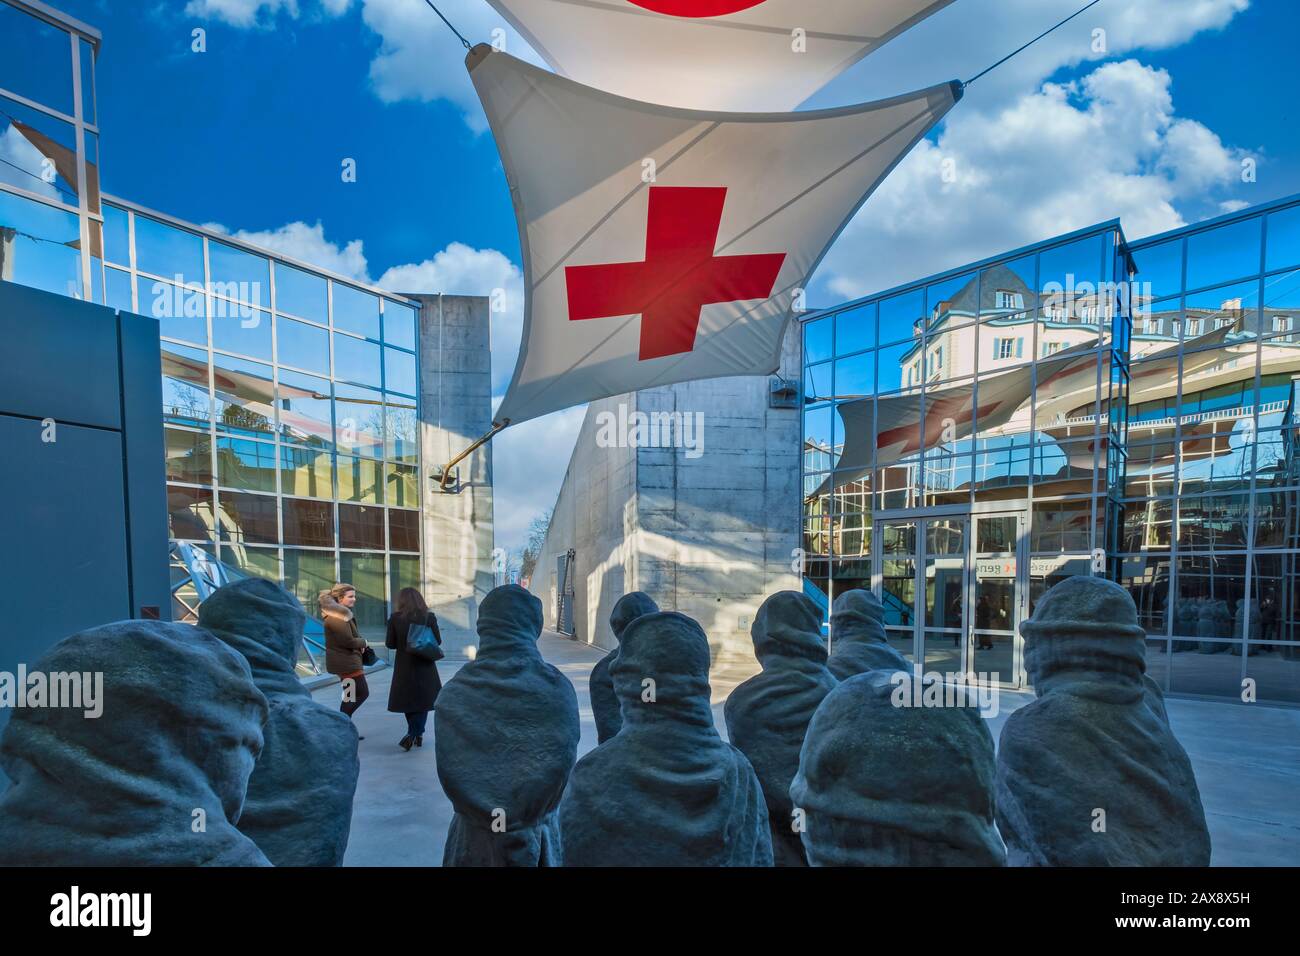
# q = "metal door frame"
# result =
<box><xmin>968</xmin><ymin>509</ymin><xmax>1029</xmax><ymax>688</ymax></box>
<box><xmin>873</xmin><ymin>503</ymin><xmax>1029</xmax><ymax>687</ymax></box>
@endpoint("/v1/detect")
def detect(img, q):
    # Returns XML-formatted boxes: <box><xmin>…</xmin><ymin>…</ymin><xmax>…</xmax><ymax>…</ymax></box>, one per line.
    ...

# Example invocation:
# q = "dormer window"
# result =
<box><xmin>996</xmin><ymin>290</ymin><xmax>1023</xmax><ymax>310</ymax></box>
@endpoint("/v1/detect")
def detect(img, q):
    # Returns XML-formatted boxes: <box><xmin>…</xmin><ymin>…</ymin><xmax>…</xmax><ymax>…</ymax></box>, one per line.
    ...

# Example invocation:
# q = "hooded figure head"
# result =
<box><xmin>749</xmin><ymin>590</ymin><xmax>828</xmax><ymax>666</ymax></box>
<box><xmin>611</xmin><ymin>611</ymin><xmax>716</xmax><ymax>727</ymax></box>
<box><xmin>791</xmin><ymin>670</ymin><xmax>1006</xmax><ymax>867</ymax></box>
<box><xmin>199</xmin><ymin>578</ymin><xmax>360</xmax><ymax>867</ymax></box>
<box><xmin>560</xmin><ymin>612</ymin><xmax>773</xmax><ymax>866</ymax></box>
<box><xmin>724</xmin><ymin>591</ymin><xmax>837</xmax><ymax>865</ymax></box>
<box><xmin>1021</xmin><ymin>575</ymin><xmax>1148</xmax><ymax>699</ymax></box>
<box><xmin>996</xmin><ymin>576</ymin><xmax>1210</xmax><ymax>866</ymax></box>
<box><xmin>827</xmin><ymin>589</ymin><xmax>910</xmax><ymax>680</ymax></box>
<box><xmin>0</xmin><ymin>621</ymin><xmax>271</xmax><ymax>866</ymax></box>
<box><xmin>200</xmin><ymin>577</ymin><xmax>307</xmax><ymax>696</ymax></box>
<box><xmin>475</xmin><ymin>583</ymin><xmax>544</xmax><ymax>658</ymax></box>
<box><xmin>609</xmin><ymin>591</ymin><xmax>659</xmax><ymax>643</ymax></box>
<box><xmin>435</xmin><ymin>584</ymin><xmax>579</xmax><ymax>867</ymax></box>
<box><xmin>590</xmin><ymin>591</ymin><xmax>659</xmax><ymax>745</ymax></box>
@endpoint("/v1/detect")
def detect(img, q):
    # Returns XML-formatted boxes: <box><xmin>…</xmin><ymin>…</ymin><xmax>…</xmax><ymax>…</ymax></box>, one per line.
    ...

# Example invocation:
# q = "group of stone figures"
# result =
<box><xmin>441</xmin><ymin>578</ymin><xmax>1211</xmax><ymax>867</ymax></box>
<box><xmin>0</xmin><ymin>578</ymin><xmax>358</xmax><ymax>866</ymax></box>
<box><xmin>0</xmin><ymin>574</ymin><xmax>1212</xmax><ymax>867</ymax></box>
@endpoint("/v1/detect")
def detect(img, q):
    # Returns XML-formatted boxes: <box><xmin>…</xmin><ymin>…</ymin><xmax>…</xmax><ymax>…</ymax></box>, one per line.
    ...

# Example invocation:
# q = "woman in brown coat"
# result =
<box><xmin>321</xmin><ymin>583</ymin><xmax>370</xmax><ymax>735</ymax></box>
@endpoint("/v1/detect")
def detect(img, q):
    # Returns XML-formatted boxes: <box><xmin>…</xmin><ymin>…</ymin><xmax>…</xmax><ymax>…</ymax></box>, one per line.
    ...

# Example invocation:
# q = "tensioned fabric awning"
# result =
<box><xmin>485</xmin><ymin>0</ymin><xmax>956</xmax><ymax>111</ymax></box>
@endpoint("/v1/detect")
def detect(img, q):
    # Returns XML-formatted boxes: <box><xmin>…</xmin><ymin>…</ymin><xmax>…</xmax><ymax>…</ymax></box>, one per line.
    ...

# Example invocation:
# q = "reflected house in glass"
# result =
<box><xmin>0</xmin><ymin>0</ymin><xmax>495</xmax><ymax>651</ymax></box>
<box><xmin>803</xmin><ymin>195</ymin><xmax>1300</xmax><ymax>705</ymax></box>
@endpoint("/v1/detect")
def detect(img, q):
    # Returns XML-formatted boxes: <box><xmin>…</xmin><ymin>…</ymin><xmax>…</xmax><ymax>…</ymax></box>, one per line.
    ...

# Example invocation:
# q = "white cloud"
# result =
<box><xmin>811</xmin><ymin>0</ymin><xmax>1249</xmax><ymax>112</ymax></box>
<box><xmin>378</xmin><ymin>242</ymin><xmax>524</xmax><ymax>397</ymax></box>
<box><xmin>804</xmin><ymin>1</ymin><xmax>1255</xmax><ymax>301</ymax></box>
<box><xmin>204</xmin><ymin>220</ymin><xmax>371</xmax><ymax>281</ymax></box>
<box><xmin>184</xmin><ymin>0</ymin><xmax>352</xmax><ymax>27</ymax></box>
<box><xmin>812</xmin><ymin>59</ymin><xmax>1252</xmax><ymax>303</ymax></box>
<box><xmin>358</xmin><ymin>0</ymin><xmax>544</xmax><ymax>132</ymax></box>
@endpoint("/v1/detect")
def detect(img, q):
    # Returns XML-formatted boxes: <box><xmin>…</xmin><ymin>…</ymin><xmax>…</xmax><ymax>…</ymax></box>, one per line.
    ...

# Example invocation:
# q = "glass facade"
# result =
<box><xmin>1</xmin><ymin>0</ymin><xmax>423</xmax><ymax>639</ymax></box>
<box><xmin>803</xmin><ymin>200</ymin><xmax>1300</xmax><ymax>704</ymax></box>
<box><xmin>120</xmin><ymin>198</ymin><xmax>423</xmax><ymax>639</ymax></box>
<box><xmin>0</xmin><ymin>0</ymin><xmax>99</xmax><ymax>299</ymax></box>
<box><xmin>1123</xmin><ymin>201</ymin><xmax>1300</xmax><ymax>704</ymax></box>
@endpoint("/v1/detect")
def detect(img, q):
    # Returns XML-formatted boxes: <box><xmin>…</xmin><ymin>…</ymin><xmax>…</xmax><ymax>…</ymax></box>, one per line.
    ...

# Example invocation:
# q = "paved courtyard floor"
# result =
<box><xmin>317</xmin><ymin>632</ymin><xmax>1300</xmax><ymax>867</ymax></box>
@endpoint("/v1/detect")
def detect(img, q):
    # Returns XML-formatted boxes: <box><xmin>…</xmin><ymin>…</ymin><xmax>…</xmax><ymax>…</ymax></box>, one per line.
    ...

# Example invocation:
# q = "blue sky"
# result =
<box><xmin>45</xmin><ymin>0</ymin><xmax>1300</xmax><ymax>551</ymax></box>
<box><xmin>62</xmin><ymin>0</ymin><xmax>521</xmax><ymax>273</ymax></box>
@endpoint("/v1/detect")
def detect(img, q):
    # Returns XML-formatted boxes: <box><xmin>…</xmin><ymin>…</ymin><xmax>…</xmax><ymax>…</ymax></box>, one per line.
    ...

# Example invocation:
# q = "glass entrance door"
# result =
<box><xmin>877</xmin><ymin>513</ymin><xmax>973</xmax><ymax>674</ymax></box>
<box><xmin>921</xmin><ymin>516</ymin><xmax>968</xmax><ymax>674</ymax></box>
<box><xmin>972</xmin><ymin>512</ymin><xmax>1025</xmax><ymax>686</ymax></box>
<box><xmin>878</xmin><ymin>519</ymin><xmax>920</xmax><ymax>666</ymax></box>
<box><xmin>875</xmin><ymin>509</ymin><xmax>1026</xmax><ymax>686</ymax></box>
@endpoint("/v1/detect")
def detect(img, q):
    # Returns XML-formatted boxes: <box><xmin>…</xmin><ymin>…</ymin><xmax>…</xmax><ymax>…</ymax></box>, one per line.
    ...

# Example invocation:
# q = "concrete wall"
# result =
<box><xmin>411</xmin><ymin>294</ymin><xmax>495</xmax><ymax>658</ymax></box>
<box><xmin>528</xmin><ymin>324</ymin><xmax>802</xmax><ymax>673</ymax></box>
<box><xmin>637</xmin><ymin>325</ymin><xmax>802</xmax><ymax>670</ymax></box>
<box><xmin>529</xmin><ymin>393</ymin><xmax>638</xmax><ymax>648</ymax></box>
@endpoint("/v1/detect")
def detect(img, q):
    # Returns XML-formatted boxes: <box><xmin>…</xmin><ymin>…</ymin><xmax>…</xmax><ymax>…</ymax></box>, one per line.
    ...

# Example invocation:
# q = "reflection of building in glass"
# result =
<box><xmin>1</xmin><ymin>1</ymin><xmax>493</xmax><ymax>643</ymax></box>
<box><xmin>803</xmin><ymin>198</ymin><xmax>1300</xmax><ymax>704</ymax></box>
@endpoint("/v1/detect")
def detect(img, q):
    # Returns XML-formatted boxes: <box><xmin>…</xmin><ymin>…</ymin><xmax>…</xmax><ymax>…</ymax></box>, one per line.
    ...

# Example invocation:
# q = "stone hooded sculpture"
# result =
<box><xmin>435</xmin><ymin>584</ymin><xmax>579</xmax><ymax>866</ymax></box>
<box><xmin>199</xmin><ymin>577</ymin><xmax>360</xmax><ymax>866</ymax></box>
<box><xmin>724</xmin><ymin>591</ymin><xmax>838</xmax><ymax>866</ymax></box>
<box><xmin>791</xmin><ymin>669</ymin><xmax>1006</xmax><ymax>866</ymax></box>
<box><xmin>995</xmin><ymin>576</ymin><xmax>1211</xmax><ymax>866</ymax></box>
<box><xmin>559</xmin><ymin>611</ymin><xmax>774</xmax><ymax>866</ymax></box>
<box><xmin>827</xmin><ymin>588</ymin><xmax>911</xmax><ymax>680</ymax></box>
<box><xmin>589</xmin><ymin>591</ymin><xmax>659</xmax><ymax>744</ymax></box>
<box><xmin>0</xmin><ymin>621</ymin><xmax>271</xmax><ymax>866</ymax></box>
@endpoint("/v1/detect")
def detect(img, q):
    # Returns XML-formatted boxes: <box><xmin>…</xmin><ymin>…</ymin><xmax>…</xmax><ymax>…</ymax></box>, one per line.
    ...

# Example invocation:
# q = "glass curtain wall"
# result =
<box><xmin>0</xmin><ymin>0</ymin><xmax>100</xmax><ymax>299</ymax></box>
<box><xmin>1124</xmin><ymin>199</ymin><xmax>1300</xmax><ymax>703</ymax></box>
<box><xmin>102</xmin><ymin>200</ymin><xmax>423</xmax><ymax>639</ymax></box>
<box><xmin>806</xmin><ymin>199</ymin><xmax>1300</xmax><ymax>703</ymax></box>
<box><xmin>0</xmin><ymin>0</ymin><xmax>424</xmax><ymax>640</ymax></box>
<box><xmin>803</xmin><ymin>223</ymin><xmax>1131</xmax><ymax>690</ymax></box>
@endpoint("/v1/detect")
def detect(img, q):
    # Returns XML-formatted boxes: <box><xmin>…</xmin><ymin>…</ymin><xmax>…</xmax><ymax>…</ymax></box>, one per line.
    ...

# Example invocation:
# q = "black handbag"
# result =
<box><xmin>407</xmin><ymin>615</ymin><xmax>445</xmax><ymax>662</ymax></box>
<box><xmin>361</xmin><ymin>645</ymin><xmax>378</xmax><ymax>667</ymax></box>
<box><xmin>407</xmin><ymin>622</ymin><xmax>444</xmax><ymax>661</ymax></box>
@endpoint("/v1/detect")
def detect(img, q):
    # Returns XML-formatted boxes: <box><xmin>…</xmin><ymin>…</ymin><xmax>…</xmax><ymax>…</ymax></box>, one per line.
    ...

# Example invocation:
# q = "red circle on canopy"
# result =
<box><xmin>628</xmin><ymin>0</ymin><xmax>767</xmax><ymax>17</ymax></box>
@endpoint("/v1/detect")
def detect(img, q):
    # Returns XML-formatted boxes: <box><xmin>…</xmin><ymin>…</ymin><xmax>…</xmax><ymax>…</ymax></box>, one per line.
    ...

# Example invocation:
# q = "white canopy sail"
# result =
<box><xmin>468</xmin><ymin>44</ymin><xmax>961</xmax><ymax>426</ymax></box>
<box><xmin>485</xmin><ymin>0</ymin><xmax>956</xmax><ymax>111</ymax></box>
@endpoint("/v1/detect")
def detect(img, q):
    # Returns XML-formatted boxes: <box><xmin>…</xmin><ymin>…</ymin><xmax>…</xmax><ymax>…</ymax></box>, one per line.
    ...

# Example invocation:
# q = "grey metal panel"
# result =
<box><xmin>117</xmin><ymin>308</ymin><xmax>170</xmax><ymax>621</ymax></box>
<box><xmin>0</xmin><ymin>281</ymin><xmax>122</xmax><ymax>429</ymax></box>
<box><xmin>0</xmin><ymin>413</ymin><xmax>130</xmax><ymax>751</ymax></box>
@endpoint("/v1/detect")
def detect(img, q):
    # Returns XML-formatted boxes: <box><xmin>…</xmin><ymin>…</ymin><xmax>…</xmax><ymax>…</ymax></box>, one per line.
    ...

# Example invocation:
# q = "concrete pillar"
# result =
<box><xmin>409</xmin><ymin>294</ymin><xmax>494</xmax><ymax>657</ymax></box>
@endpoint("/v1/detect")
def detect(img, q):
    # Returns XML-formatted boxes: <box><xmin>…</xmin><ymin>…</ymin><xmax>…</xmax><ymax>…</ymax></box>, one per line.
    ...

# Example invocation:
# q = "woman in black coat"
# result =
<box><xmin>386</xmin><ymin>587</ymin><xmax>443</xmax><ymax>751</ymax></box>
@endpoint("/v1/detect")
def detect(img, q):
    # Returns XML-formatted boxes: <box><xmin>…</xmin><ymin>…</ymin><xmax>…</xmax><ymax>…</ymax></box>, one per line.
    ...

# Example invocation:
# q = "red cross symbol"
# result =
<box><xmin>629</xmin><ymin>0</ymin><xmax>767</xmax><ymax>16</ymax></box>
<box><xmin>565</xmin><ymin>186</ymin><xmax>786</xmax><ymax>361</ymax></box>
